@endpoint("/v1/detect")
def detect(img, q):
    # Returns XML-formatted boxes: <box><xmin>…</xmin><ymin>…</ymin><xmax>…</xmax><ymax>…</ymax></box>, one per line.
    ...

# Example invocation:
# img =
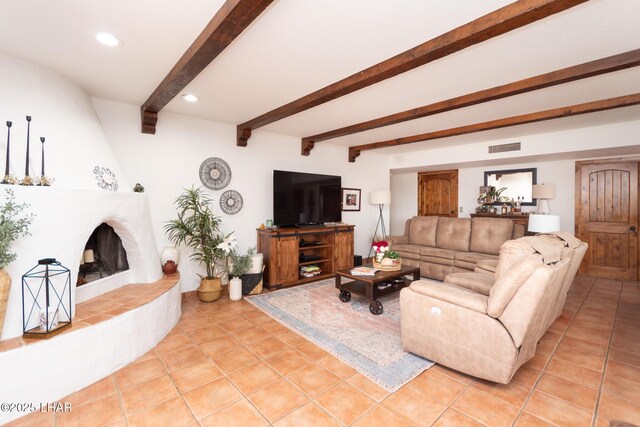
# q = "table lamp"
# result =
<box><xmin>528</xmin><ymin>214</ymin><xmax>560</xmax><ymax>233</ymax></box>
<box><xmin>532</xmin><ymin>183</ymin><xmax>555</xmax><ymax>215</ymax></box>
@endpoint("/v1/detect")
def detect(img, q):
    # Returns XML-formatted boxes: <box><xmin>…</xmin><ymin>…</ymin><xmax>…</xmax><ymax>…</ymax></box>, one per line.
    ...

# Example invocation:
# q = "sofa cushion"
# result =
<box><xmin>420</xmin><ymin>246</ymin><xmax>455</xmax><ymax>260</ymax></box>
<box><xmin>475</xmin><ymin>258</ymin><xmax>498</xmax><ymax>274</ymax></box>
<box><xmin>419</xmin><ymin>262</ymin><xmax>465</xmax><ymax>281</ymax></box>
<box><xmin>436</xmin><ymin>218</ymin><xmax>471</xmax><ymax>252</ymax></box>
<box><xmin>409</xmin><ymin>216</ymin><xmax>439</xmax><ymax>247</ymax></box>
<box><xmin>488</xmin><ymin>256</ymin><xmax>542</xmax><ymax>318</ymax></box>
<box><xmin>444</xmin><ymin>272</ymin><xmax>495</xmax><ymax>295</ymax></box>
<box><xmin>393</xmin><ymin>244</ymin><xmax>422</xmax><ymax>255</ymax></box>
<box><xmin>393</xmin><ymin>244</ymin><xmax>422</xmax><ymax>260</ymax></box>
<box><xmin>454</xmin><ymin>252</ymin><xmax>497</xmax><ymax>270</ymax></box>
<box><xmin>470</xmin><ymin>218</ymin><xmax>514</xmax><ymax>255</ymax></box>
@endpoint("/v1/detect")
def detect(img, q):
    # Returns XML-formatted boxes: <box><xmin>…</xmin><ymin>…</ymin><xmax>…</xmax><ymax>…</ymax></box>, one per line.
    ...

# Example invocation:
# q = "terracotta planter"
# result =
<box><xmin>0</xmin><ymin>269</ymin><xmax>10</xmax><ymax>337</ymax></box>
<box><xmin>162</xmin><ymin>260</ymin><xmax>177</xmax><ymax>274</ymax></box>
<box><xmin>197</xmin><ymin>277</ymin><xmax>222</xmax><ymax>302</ymax></box>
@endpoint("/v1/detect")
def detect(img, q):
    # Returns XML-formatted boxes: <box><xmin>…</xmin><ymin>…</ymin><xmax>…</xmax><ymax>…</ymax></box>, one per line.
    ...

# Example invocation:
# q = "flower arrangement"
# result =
<box><xmin>372</xmin><ymin>240</ymin><xmax>402</xmax><ymax>264</ymax></box>
<box><xmin>372</xmin><ymin>240</ymin><xmax>388</xmax><ymax>253</ymax></box>
<box><xmin>371</xmin><ymin>240</ymin><xmax>402</xmax><ymax>271</ymax></box>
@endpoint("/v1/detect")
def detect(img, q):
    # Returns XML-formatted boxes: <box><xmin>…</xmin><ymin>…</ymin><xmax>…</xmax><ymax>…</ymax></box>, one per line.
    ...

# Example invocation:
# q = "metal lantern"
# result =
<box><xmin>22</xmin><ymin>258</ymin><xmax>72</xmax><ymax>338</ymax></box>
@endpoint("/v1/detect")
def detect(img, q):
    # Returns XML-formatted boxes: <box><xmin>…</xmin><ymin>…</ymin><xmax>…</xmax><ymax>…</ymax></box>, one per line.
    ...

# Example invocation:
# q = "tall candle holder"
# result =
<box><xmin>2</xmin><ymin>121</ymin><xmax>16</xmax><ymax>184</ymax></box>
<box><xmin>20</xmin><ymin>116</ymin><xmax>34</xmax><ymax>186</ymax></box>
<box><xmin>36</xmin><ymin>136</ymin><xmax>53</xmax><ymax>186</ymax></box>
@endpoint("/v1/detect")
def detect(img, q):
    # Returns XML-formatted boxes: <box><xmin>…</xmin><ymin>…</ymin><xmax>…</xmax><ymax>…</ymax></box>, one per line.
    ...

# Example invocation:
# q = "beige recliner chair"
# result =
<box><xmin>400</xmin><ymin>237</ymin><xmax>572</xmax><ymax>384</ymax></box>
<box><xmin>443</xmin><ymin>232</ymin><xmax>587</xmax><ymax>330</ymax></box>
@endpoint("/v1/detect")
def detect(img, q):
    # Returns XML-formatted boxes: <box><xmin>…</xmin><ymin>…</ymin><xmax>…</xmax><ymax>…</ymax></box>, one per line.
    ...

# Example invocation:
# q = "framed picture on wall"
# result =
<box><xmin>341</xmin><ymin>188</ymin><xmax>361</xmax><ymax>211</ymax></box>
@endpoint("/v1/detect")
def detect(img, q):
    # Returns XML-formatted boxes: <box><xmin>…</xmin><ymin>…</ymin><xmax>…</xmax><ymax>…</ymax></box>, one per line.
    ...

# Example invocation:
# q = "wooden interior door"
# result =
<box><xmin>418</xmin><ymin>170</ymin><xmax>458</xmax><ymax>217</ymax></box>
<box><xmin>576</xmin><ymin>160</ymin><xmax>638</xmax><ymax>280</ymax></box>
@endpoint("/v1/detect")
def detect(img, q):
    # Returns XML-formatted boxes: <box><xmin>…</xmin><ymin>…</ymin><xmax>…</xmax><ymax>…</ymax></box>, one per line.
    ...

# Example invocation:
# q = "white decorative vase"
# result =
<box><xmin>229</xmin><ymin>277</ymin><xmax>242</xmax><ymax>301</ymax></box>
<box><xmin>160</xmin><ymin>246</ymin><xmax>179</xmax><ymax>265</ymax></box>
<box><xmin>249</xmin><ymin>253</ymin><xmax>264</xmax><ymax>274</ymax></box>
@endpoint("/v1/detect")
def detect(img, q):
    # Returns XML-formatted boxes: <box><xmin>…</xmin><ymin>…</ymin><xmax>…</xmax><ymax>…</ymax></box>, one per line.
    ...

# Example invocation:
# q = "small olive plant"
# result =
<box><xmin>0</xmin><ymin>189</ymin><xmax>34</xmax><ymax>269</ymax></box>
<box><xmin>228</xmin><ymin>247</ymin><xmax>256</xmax><ymax>278</ymax></box>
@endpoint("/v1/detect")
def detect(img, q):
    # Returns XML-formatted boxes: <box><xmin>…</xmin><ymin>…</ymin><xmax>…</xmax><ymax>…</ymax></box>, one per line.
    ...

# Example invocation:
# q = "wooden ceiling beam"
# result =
<box><xmin>140</xmin><ymin>0</ymin><xmax>274</xmax><ymax>134</ymax></box>
<box><xmin>237</xmin><ymin>0</ymin><xmax>589</xmax><ymax>146</ymax></box>
<box><xmin>348</xmin><ymin>94</ymin><xmax>640</xmax><ymax>162</ymax></box>
<box><xmin>303</xmin><ymin>49</ymin><xmax>640</xmax><ymax>153</ymax></box>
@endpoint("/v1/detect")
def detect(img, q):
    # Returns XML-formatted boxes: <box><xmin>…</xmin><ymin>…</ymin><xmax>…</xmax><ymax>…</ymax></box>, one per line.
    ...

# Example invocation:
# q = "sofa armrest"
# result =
<box><xmin>387</xmin><ymin>234</ymin><xmax>409</xmax><ymax>246</ymax></box>
<box><xmin>409</xmin><ymin>280</ymin><xmax>488</xmax><ymax>314</ymax></box>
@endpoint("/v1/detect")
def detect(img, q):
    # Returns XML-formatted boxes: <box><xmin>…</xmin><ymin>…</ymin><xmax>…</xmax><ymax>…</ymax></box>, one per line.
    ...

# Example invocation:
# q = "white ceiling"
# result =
<box><xmin>1</xmin><ymin>0</ymin><xmax>639</xmax><ymax>154</ymax></box>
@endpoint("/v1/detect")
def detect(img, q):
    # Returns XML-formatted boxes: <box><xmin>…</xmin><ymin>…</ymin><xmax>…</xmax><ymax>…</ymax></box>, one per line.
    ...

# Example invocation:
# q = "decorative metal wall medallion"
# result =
<box><xmin>93</xmin><ymin>166</ymin><xmax>119</xmax><ymax>191</ymax></box>
<box><xmin>219</xmin><ymin>190</ymin><xmax>243</xmax><ymax>214</ymax></box>
<box><xmin>199</xmin><ymin>157</ymin><xmax>231</xmax><ymax>190</ymax></box>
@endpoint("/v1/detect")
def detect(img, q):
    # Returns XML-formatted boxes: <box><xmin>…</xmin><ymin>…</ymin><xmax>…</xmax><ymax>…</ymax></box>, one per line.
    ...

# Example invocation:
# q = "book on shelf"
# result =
<box><xmin>350</xmin><ymin>266</ymin><xmax>379</xmax><ymax>276</ymax></box>
<box><xmin>300</xmin><ymin>265</ymin><xmax>321</xmax><ymax>278</ymax></box>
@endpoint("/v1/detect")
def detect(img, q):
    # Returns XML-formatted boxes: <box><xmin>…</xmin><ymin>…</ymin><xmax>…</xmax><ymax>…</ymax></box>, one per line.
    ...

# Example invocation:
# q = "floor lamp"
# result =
<box><xmin>368</xmin><ymin>190</ymin><xmax>391</xmax><ymax>260</ymax></box>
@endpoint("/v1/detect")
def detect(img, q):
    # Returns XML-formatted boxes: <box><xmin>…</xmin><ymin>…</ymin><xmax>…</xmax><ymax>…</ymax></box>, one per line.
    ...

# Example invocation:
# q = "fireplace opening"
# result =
<box><xmin>77</xmin><ymin>223</ymin><xmax>129</xmax><ymax>286</ymax></box>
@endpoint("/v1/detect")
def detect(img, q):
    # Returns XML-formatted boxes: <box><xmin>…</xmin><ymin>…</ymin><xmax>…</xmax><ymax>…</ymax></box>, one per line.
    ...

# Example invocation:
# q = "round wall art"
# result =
<box><xmin>219</xmin><ymin>190</ymin><xmax>243</xmax><ymax>215</ymax></box>
<box><xmin>93</xmin><ymin>166</ymin><xmax>119</xmax><ymax>191</ymax></box>
<box><xmin>199</xmin><ymin>157</ymin><xmax>231</xmax><ymax>190</ymax></box>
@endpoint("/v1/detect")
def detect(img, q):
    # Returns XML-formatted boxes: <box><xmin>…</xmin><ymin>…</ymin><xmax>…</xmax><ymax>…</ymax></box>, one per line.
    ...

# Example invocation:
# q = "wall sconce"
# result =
<box><xmin>532</xmin><ymin>183</ymin><xmax>556</xmax><ymax>215</ymax></box>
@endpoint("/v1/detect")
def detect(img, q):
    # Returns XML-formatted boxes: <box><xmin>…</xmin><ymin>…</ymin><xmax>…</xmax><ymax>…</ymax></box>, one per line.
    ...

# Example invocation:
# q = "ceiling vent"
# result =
<box><xmin>488</xmin><ymin>142</ymin><xmax>521</xmax><ymax>154</ymax></box>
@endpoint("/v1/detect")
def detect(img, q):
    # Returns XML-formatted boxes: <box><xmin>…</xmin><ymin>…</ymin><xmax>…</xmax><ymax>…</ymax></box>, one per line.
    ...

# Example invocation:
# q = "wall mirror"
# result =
<box><xmin>484</xmin><ymin>168</ymin><xmax>537</xmax><ymax>206</ymax></box>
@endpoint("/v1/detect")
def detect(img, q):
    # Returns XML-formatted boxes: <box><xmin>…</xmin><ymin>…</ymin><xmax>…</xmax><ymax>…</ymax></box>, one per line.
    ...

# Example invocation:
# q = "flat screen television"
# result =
<box><xmin>273</xmin><ymin>170</ymin><xmax>342</xmax><ymax>227</ymax></box>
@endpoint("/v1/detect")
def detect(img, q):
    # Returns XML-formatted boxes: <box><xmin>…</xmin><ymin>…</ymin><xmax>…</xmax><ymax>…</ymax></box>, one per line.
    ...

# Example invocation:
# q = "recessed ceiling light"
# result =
<box><xmin>96</xmin><ymin>32</ymin><xmax>123</xmax><ymax>47</ymax></box>
<box><xmin>182</xmin><ymin>94</ymin><xmax>199</xmax><ymax>103</ymax></box>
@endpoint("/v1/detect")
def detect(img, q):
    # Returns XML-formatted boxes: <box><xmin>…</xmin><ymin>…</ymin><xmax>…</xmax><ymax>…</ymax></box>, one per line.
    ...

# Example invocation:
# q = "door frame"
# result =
<box><xmin>418</xmin><ymin>169</ymin><xmax>459</xmax><ymax>217</ymax></box>
<box><xmin>575</xmin><ymin>157</ymin><xmax>640</xmax><ymax>279</ymax></box>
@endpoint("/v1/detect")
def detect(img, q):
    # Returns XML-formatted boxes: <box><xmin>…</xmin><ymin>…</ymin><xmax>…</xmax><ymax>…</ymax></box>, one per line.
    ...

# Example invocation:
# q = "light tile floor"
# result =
<box><xmin>8</xmin><ymin>275</ymin><xmax>640</xmax><ymax>426</ymax></box>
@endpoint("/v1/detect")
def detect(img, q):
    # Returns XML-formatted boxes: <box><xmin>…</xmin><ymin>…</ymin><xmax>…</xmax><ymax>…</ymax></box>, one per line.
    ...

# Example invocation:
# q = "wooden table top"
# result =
<box><xmin>335</xmin><ymin>264</ymin><xmax>420</xmax><ymax>284</ymax></box>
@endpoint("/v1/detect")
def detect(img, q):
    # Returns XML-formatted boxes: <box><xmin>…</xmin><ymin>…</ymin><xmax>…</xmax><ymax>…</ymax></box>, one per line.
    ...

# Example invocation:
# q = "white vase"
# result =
<box><xmin>249</xmin><ymin>253</ymin><xmax>263</xmax><ymax>274</ymax></box>
<box><xmin>160</xmin><ymin>246</ymin><xmax>179</xmax><ymax>265</ymax></box>
<box><xmin>229</xmin><ymin>277</ymin><xmax>242</xmax><ymax>301</ymax></box>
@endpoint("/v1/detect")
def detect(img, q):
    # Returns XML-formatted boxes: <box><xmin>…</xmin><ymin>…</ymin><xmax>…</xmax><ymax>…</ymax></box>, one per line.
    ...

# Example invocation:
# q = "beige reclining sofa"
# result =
<box><xmin>400</xmin><ymin>235</ymin><xmax>585</xmax><ymax>383</ymax></box>
<box><xmin>387</xmin><ymin>216</ymin><xmax>525</xmax><ymax>280</ymax></box>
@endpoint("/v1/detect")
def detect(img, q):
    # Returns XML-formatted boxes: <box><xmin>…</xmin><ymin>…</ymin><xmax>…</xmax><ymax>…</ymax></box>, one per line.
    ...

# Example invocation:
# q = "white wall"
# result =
<box><xmin>457</xmin><ymin>159</ymin><xmax>576</xmax><ymax>231</ymax></box>
<box><xmin>389</xmin><ymin>120</ymin><xmax>640</xmax><ymax>236</ymax></box>
<box><xmin>390</xmin><ymin>173</ymin><xmax>417</xmax><ymax>235</ymax></box>
<box><xmin>0</xmin><ymin>54</ymin><xmax>163</xmax><ymax>340</ymax></box>
<box><xmin>93</xmin><ymin>99</ymin><xmax>390</xmax><ymax>292</ymax></box>
<box><xmin>388</xmin><ymin>119</ymin><xmax>640</xmax><ymax>171</ymax></box>
<box><xmin>0</xmin><ymin>53</ymin><xmax>127</xmax><ymax>189</ymax></box>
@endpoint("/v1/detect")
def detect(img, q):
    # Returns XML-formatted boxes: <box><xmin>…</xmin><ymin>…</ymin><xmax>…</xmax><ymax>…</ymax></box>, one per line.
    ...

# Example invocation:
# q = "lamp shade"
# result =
<box><xmin>532</xmin><ymin>183</ymin><xmax>556</xmax><ymax>199</ymax></box>
<box><xmin>528</xmin><ymin>214</ymin><xmax>560</xmax><ymax>233</ymax></box>
<box><xmin>370</xmin><ymin>190</ymin><xmax>391</xmax><ymax>205</ymax></box>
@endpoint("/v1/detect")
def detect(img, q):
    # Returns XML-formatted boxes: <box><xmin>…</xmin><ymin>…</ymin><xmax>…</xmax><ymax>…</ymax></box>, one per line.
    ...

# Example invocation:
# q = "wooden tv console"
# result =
<box><xmin>257</xmin><ymin>225</ymin><xmax>354</xmax><ymax>290</ymax></box>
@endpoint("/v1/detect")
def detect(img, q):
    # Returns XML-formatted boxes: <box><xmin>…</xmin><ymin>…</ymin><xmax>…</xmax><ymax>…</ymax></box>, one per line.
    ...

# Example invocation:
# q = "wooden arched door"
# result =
<box><xmin>575</xmin><ymin>160</ymin><xmax>638</xmax><ymax>280</ymax></box>
<box><xmin>418</xmin><ymin>170</ymin><xmax>458</xmax><ymax>217</ymax></box>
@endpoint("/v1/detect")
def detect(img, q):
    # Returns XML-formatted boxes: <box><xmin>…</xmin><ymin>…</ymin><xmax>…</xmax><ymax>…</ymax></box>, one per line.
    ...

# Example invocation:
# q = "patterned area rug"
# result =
<box><xmin>247</xmin><ymin>279</ymin><xmax>433</xmax><ymax>392</ymax></box>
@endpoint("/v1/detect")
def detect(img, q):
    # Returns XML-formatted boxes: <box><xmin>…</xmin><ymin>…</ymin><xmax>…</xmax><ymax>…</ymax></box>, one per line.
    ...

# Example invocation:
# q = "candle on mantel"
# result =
<box><xmin>4</xmin><ymin>121</ymin><xmax>11</xmax><ymax>178</ymax></box>
<box><xmin>24</xmin><ymin>116</ymin><xmax>31</xmax><ymax>177</ymax></box>
<box><xmin>40</xmin><ymin>137</ymin><xmax>45</xmax><ymax>176</ymax></box>
<box><xmin>83</xmin><ymin>249</ymin><xmax>95</xmax><ymax>263</ymax></box>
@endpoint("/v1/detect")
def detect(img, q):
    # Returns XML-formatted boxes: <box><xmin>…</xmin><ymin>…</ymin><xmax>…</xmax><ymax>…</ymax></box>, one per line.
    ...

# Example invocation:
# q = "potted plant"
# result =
<box><xmin>164</xmin><ymin>187</ymin><xmax>232</xmax><ymax>302</ymax></box>
<box><xmin>227</xmin><ymin>248</ymin><xmax>252</xmax><ymax>302</ymax></box>
<box><xmin>0</xmin><ymin>189</ymin><xmax>33</xmax><ymax>335</ymax></box>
